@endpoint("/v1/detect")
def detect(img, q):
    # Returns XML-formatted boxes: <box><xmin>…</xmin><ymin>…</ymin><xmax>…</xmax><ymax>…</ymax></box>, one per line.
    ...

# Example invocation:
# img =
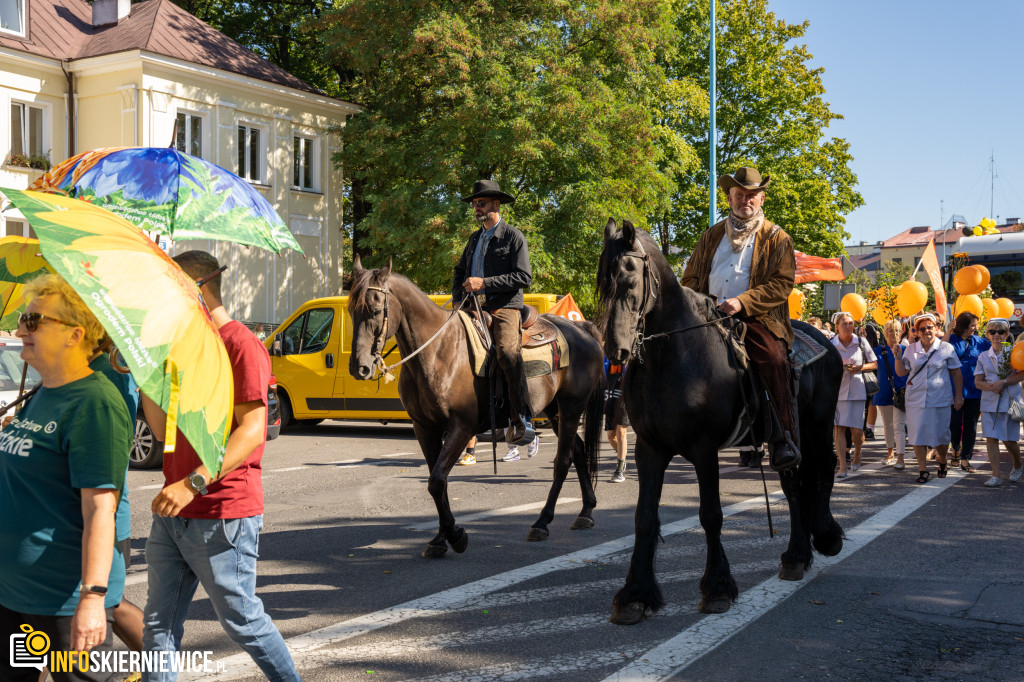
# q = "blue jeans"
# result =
<box><xmin>142</xmin><ymin>515</ymin><xmax>300</xmax><ymax>682</ymax></box>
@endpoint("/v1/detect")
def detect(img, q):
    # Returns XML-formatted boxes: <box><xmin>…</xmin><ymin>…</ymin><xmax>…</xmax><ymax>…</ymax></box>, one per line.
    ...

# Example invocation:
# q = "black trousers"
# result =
<box><xmin>950</xmin><ymin>397</ymin><xmax>981</xmax><ymax>459</ymax></box>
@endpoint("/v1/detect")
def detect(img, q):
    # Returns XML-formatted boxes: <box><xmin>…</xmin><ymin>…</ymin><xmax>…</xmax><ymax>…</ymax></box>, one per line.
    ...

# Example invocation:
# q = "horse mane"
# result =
<box><xmin>347</xmin><ymin>267</ymin><xmax>416</xmax><ymax>314</ymax></box>
<box><xmin>596</xmin><ymin>221</ymin><xmax>670</xmax><ymax>325</ymax></box>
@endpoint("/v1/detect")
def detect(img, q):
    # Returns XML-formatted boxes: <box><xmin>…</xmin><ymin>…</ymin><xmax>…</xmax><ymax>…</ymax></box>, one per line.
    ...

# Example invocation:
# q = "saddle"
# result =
<box><xmin>470</xmin><ymin>304</ymin><xmax>559</xmax><ymax>348</ymax></box>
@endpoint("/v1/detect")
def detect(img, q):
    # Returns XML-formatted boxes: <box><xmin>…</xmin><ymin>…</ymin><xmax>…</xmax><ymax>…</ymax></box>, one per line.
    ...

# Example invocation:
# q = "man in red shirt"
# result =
<box><xmin>140</xmin><ymin>251</ymin><xmax>299</xmax><ymax>682</ymax></box>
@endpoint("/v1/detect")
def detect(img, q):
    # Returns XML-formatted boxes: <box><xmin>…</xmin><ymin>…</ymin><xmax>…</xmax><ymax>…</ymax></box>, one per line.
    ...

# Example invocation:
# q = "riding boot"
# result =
<box><xmin>765</xmin><ymin>391</ymin><xmax>801</xmax><ymax>471</ymax></box>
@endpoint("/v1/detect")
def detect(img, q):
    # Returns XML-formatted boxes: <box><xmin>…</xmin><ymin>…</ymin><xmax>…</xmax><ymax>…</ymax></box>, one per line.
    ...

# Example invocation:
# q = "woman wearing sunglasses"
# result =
<box><xmin>973</xmin><ymin>318</ymin><xmax>1024</xmax><ymax>487</ymax></box>
<box><xmin>893</xmin><ymin>313</ymin><xmax>963</xmax><ymax>484</ymax></box>
<box><xmin>0</xmin><ymin>274</ymin><xmax>132</xmax><ymax>681</ymax></box>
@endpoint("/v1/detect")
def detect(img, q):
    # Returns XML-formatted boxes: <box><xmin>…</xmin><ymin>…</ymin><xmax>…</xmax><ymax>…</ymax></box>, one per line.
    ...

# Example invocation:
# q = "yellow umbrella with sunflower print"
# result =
<box><xmin>0</xmin><ymin>236</ymin><xmax>53</xmax><ymax>331</ymax></box>
<box><xmin>0</xmin><ymin>187</ymin><xmax>232</xmax><ymax>475</ymax></box>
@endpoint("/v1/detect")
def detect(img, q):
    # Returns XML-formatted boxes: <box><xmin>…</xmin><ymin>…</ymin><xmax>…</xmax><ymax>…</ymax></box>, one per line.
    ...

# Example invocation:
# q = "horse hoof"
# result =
<box><xmin>421</xmin><ymin>543</ymin><xmax>447</xmax><ymax>559</ymax></box>
<box><xmin>450</xmin><ymin>528</ymin><xmax>469</xmax><ymax>554</ymax></box>
<box><xmin>698</xmin><ymin>596</ymin><xmax>732</xmax><ymax>614</ymax></box>
<box><xmin>778</xmin><ymin>563</ymin><xmax>806</xmax><ymax>581</ymax></box>
<box><xmin>570</xmin><ymin>516</ymin><xmax>595</xmax><ymax>530</ymax></box>
<box><xmin>814</xmin><ymin>536</ymin><xmax>843</xmax><ymax>557</ymax></box>
<box><xmin>609</xmin><ymin>602</ymin><xmax>647</xmax><ymax>625</ymax></box>
<box><xmin>526</xmin><ymin>527</ymin><xmax>549</xmax><ymax>542</ymax></box>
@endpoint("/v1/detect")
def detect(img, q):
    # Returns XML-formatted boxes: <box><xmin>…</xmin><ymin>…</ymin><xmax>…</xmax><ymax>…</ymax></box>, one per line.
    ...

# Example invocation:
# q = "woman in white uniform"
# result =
<box><xmin>894</xmin><ymin>313</ymin><xmax>963</xmax><ymax>483</ymax></box>
<box><xmin>831</xmin><ymin>311</ymin><xmax>877</xmax><ymax>478</ymax></box>
<box><xmin>973</xmin><ymin>318</ymin><xmax>1024</xmax><ymax>487</ymax></box>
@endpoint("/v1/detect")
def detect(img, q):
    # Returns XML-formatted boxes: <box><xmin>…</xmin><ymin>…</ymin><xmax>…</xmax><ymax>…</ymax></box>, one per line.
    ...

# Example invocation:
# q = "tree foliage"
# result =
<box><xmin>662</xmin><ymin>0</ymin><xmax>863</xmax><ymax>260</ymax></box>
<box><xmin>312</xmin><ymin>0</ymin><xmax>687</xmax><ymax>314</ymax></box>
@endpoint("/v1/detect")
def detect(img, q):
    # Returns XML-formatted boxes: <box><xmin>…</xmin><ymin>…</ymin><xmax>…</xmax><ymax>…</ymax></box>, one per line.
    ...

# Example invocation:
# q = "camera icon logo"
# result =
<box><xmin>10</xmin><ymin>624</ymin><xmax>49</xmax><ymax>671</ymax></box>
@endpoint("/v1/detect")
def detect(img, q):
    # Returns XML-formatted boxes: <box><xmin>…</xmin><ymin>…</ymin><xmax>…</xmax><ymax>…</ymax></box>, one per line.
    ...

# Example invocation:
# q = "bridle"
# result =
<box><xmin>364</xmin><ymin>279</ymin><xmax>392</xmax><ymax>379</ymax></box>
<box><xmin>618</xmin><ymin>240</ymin><xmax>660</xmax><ymax>361</ymax></box>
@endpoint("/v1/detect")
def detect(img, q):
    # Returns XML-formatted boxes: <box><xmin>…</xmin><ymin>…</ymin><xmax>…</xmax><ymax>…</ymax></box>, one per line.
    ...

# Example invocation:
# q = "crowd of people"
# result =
<box><xmin>823</xmin><ymin>310</ymin><xmax>1024</xmax><ymax>486</ymax></box>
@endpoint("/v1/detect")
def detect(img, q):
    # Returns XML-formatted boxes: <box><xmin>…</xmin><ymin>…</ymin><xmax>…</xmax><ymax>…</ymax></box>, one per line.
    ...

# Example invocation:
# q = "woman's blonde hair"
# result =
<box><xmin>832</xmin><ymin>311</ymin><xmax>854</xmax><ymax>326</ymax></box>
<box><xmin>23</xmin><ymin>274</ymin><xmax>106</xmax><ymax>348</ymax></box>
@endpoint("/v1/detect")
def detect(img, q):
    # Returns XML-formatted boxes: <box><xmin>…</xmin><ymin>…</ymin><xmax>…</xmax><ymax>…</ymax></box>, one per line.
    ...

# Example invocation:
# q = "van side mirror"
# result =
<box><xmin>271</xmin><ymin>339</ymin><xmax>283</xmax><ymax>357</ymax></box>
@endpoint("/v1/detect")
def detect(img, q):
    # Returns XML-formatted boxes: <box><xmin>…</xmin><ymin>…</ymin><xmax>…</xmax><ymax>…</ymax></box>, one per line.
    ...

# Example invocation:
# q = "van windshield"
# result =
<box><xmin>988</xmin><ymin>265</ymin><xmax>1024</xmax><ymax>299</ymax></box>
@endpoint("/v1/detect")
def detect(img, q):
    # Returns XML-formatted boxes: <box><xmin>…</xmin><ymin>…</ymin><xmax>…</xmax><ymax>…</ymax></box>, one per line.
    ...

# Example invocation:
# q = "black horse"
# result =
<box><xmin>597</xmin><ymin>219</ymin><xmax>844</xmax><ymax>624</ymax></box>
<box><xmin>347</xmin><ymin>257</ymin><xmax>606</xmax><ymax>557</ymax></box>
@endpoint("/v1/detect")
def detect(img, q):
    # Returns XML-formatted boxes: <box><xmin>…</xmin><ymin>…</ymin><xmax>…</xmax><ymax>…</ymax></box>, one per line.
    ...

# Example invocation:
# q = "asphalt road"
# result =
<box><xmin>121</xmin><ymin>423</ymin><xmax>1024</xmax><ymax>681</ymax></box>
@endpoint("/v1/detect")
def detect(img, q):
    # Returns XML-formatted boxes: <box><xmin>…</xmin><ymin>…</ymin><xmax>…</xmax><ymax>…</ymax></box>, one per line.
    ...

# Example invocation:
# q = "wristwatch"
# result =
<box><xmin>80</xmin><ymin>584</ymin><xmax>108</xmax><ymax>596</ymax></box>
<box><xmin>187</xmin><ymin>469</ymin><xmax>209</xmax><ymax>495</ymax></box>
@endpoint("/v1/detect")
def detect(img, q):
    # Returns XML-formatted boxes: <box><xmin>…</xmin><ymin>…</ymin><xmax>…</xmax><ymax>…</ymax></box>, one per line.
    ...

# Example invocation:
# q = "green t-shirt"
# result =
<box><xmin>0</xmin><ymin>372</ymin><xmax>132</xmax><ymax>615</ymax></box>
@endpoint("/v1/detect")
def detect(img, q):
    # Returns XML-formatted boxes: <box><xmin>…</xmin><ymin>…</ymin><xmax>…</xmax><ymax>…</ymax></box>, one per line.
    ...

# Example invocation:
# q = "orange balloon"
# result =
<box><xmin>982</xmin><ymin>298</ymin><xmax>999</xmax><ymax>319</ymax></box>
<box><xmin>996</xmin><ymin>298</ymin><xmax>1015</xmax><ymax>320</ymax></box>
<box><xmin>953</xmin><ymin>294</ymin><xmax>983</xmax><ymax>319</ymax></box>
<box><xmin>896</xmin><ymin>281</ymin><xmax>928</xmax><ymax>317</ymax></box>
<box><xmin>840</xmin><ymin>293</ymin><xmax>867</xmax><ymax>321</ymax></box>
<box><xmin>787</xmin><ymin>289</ymin><xmax>803</xmax><ymax>319</ymax></box>
<box><xmin>974</xmin><ymin>265</ymin><xmax>991</xmax><ymax>291</ymax></box>
<box><xmin>953</xmin><ymin>266</ymin><xmax>984</xmax><ymax>295</ymax></box>
<box><xmin>1013</xmin><ymin>341</ymin><xmax>1024</xmax><ymax>371</ymax></box>
<box><xmin>871</xmin><ymin>306</ymin><xmax>891</xmax><ymax>326</ymax></box>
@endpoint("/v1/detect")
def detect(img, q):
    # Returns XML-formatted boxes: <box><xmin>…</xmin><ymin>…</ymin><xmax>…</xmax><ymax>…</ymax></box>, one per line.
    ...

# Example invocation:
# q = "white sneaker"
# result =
<box><xmin>502</xmin><ymin>447</ymin><xmax>520</xmax><ymax>462</ymax></box>
<box><xmin>1009</xmin><ymin>467</ymin><xmax>1023</xmax><ymax>482</ymax></box>
<box><xmin>527</xmin><ymin>436</ymin><xmax>540</xmax><ymax>458</ymax></box>
<box><xmin>983</xmin><ymin>476</ymin><xmax>1003</xmax><ymax>488</ymax></box>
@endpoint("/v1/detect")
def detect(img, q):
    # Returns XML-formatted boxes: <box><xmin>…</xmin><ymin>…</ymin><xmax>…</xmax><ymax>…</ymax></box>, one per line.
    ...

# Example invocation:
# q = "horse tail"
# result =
<box><xmin>584</xmin><ymin>366</ymin><xmax>604</xmax><ymax>489</ymax></box>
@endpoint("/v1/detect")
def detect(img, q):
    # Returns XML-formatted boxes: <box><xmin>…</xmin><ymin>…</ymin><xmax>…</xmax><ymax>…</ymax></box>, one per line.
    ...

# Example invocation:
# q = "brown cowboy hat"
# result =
<box><xmin>461</xmin><ymin>179</ymin><xmax>516</xmax><ymax>205</ymax></box>
<box><xmin>717</xmin><ymin>167</ymin><xmax>771</xmax><ymax>192</ymax></box>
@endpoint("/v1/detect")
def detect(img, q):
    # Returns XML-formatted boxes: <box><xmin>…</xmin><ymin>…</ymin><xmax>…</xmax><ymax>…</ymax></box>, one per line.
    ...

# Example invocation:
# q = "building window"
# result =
<box><xmin>174</xmin><ymin>111</ymin><xmax>203</xmax><ymax>158</ymax></box>
<box><xmin>0</xmin><ymin>0</ymin><xmax>24</xmax><ymax>35</ymax></box>
<box><xmin>891</xmin><ymin>257</ymin><xmax>902</xmax><ymax>264</ymax></box>
<box><xmin>237</xmin><ymin>124</ymin><xmax>263</xmax><ymax>183</ymax></box>
<box><xmin>293</xmin><ymin>135</ymin><xmax>318</xmax><ymax>191</ymax></box>
<box><xmin>10</xmin><ymin>101</ymin><xmax>44</xmax><ymax>160</ymax></box>
<box><xmin>2</xmin><ymin>218</ymin><xmax>32</xmax><ymax>238</ymax></box>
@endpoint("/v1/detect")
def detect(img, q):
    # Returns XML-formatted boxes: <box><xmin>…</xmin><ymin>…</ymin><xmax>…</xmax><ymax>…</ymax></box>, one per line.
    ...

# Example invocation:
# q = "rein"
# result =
<box><xmin>365</xmin><ymin>282</ymin><xmax>463</xmax><ymax>383</ymax></box>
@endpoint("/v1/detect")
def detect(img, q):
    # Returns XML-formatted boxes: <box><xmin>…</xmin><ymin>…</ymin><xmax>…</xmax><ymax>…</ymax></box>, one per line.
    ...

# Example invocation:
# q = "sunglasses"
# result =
<box><xmin>18</xmin><ymin>312</ymin><xmax>76</xmax><ymax>332</ymax></box>
<box><xmin>471</xmin><ymin>199</ymin><xmax>494</xmax><ymax>208</ymax></box>
<box><xmin>987</xmin><ymin>329</ymin><xmax>1008</xmax><ymax>335</ymax></box>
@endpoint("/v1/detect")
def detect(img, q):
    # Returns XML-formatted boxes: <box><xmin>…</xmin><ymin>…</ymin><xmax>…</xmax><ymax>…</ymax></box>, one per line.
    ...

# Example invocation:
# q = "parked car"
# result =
<box><xmin>0</xmin><ymin>339</ymin><xmax>40</xmax><ymax>413</ymax></box>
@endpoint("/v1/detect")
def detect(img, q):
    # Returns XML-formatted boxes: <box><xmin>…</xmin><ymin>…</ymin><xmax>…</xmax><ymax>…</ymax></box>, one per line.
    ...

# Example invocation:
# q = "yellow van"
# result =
<box><xmin>265</xmin><ymin>293</ymin><xmax>559</xmax><ymax>426</ymax></box>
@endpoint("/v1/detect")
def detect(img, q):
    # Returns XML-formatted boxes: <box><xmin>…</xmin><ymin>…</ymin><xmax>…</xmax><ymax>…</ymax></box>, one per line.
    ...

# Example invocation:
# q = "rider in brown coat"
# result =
<box><xmin>681</xmin><ymin>167</ymin><xmax>800</xmax><ymax>470</ymax></box>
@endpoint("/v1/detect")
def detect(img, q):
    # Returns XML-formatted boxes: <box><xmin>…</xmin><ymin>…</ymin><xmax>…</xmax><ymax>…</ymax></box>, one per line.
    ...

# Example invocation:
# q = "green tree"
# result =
<box><xmin>660</xmin><ymin>0</ymin><xmax>863</xmax><ymax>260</ymax></box>
<box><xmin>315</xmin><ymin>0</ymin><xmax>691</xmax><ymax>314</ymax></box>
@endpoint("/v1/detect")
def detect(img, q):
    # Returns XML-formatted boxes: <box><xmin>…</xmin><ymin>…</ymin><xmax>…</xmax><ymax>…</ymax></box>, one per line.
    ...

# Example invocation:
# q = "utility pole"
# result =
<box><xmin>990</xmin><ymin>151</ymin><xmax>996</xmax><ymax>220</ymax></box>
<box><xmin>709</xmin><ymin>0</ymin><xmax>716</xmax><ymax>230</ymax></box>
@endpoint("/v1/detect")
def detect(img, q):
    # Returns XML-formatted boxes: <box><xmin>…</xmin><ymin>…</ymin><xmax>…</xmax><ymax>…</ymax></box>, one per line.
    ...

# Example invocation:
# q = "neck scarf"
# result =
<box><xmin>725</xmin><ymin>208</ymin><xmax>764</xmax><ymax>253</ymax></box>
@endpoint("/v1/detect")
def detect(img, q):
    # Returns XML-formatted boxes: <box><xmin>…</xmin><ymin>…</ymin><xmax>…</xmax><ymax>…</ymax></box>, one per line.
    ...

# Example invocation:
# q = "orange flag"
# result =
<box><xmin>548</xmin><ymin>293</ymin><xmax>584</xmax><ymax>321</ymax></box>
<box><xmin>919</xmin><ymin>240</ymin><xmax>948</xmax><ymax>320</ymax></box>
<box><xmin>794</xmin><ymin>250</ymin><xmax>844</xmax><ymax>284</ymax></box>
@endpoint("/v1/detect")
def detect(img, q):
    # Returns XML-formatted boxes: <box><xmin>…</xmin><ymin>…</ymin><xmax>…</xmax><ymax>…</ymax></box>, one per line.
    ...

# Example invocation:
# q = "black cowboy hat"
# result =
<box><xmin>717</xmin><ymin>167</ymin><xmax>771</xmax><ymax>192</ymax></box>
<box><xmin>461</xmin><ymin>179</ymin><xmax>516</xmax><ymax>206</ymax></box>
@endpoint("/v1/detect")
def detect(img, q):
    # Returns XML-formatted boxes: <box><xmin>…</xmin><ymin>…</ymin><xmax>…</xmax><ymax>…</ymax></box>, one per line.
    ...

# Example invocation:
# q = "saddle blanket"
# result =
<box><xmin>790</xmin><ymin>327</ymin><xmax>829</xmax><ymax>370</ymax></box>
<box><xmin>458</xmin><ymin>311</ymin><xmax>569</xmax><ymax>378</ymax></box>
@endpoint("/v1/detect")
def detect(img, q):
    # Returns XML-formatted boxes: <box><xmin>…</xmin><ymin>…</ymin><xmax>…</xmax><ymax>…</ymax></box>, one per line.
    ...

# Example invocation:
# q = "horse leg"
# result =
<box><xmin>777</xmin><ymin>469</ymin><xmax>811</xmax><ymax>580</ymax></box>
<box><xmin>569</xmin><ymin>430</ymin><xmax>597</xmax><ymax>530</ymax></box>
<box><xmin>803</xmin><ymin>412</ymin><xmax>844</xmax><ymax>558</ymax></box>
<box><xmin>692</xmin><ymin>449</ymin><xmax>739</xmax><ymax>614</ymax></box>
<box><xmin>417</xmin><ymin>423</ymin><xmax>471</xmax><ymax>558</ymax></box>
<box><xmin>610</xmin><ymin>439</ymin><xmax>670</xmax><ymax>625</ymax></box>
<box><xmin>527</xmin><ymin>409</ymin><xmax>569</xmax><ymax>540</ymax></box>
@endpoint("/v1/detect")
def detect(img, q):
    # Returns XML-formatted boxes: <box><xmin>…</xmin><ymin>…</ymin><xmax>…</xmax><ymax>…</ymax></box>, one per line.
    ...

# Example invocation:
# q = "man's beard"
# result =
<box><xmin>475</xmin><ymin>212</ymin><xmax>489</xmax><ymax>223</ymax></box>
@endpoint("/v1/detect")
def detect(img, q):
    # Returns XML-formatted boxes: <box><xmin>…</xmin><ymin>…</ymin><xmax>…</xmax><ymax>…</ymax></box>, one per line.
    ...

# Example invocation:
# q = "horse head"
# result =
<box><xmin>597</xmin><ymin>218</ymin><xmax>660</xmax><ymax>364</ymax></box>
<box><xmin>347</xmin><ymin>254</ymin><xmax>395</xmax><ymax>380</ymax></box>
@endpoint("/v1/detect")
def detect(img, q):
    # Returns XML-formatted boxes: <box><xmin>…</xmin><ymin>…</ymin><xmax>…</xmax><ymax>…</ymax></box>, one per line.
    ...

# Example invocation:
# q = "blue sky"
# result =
<box><xmin>765</xmin><ymin>0</ymin><xmax>1024</xmax><ymax>248</ymax></box>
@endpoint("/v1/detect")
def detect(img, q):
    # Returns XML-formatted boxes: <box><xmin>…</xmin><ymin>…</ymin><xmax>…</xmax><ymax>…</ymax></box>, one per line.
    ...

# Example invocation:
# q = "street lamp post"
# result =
<box><xmin>709</xmin><ymin>0</ymin><xmax>716</xmax><ymax>230</ymax></box>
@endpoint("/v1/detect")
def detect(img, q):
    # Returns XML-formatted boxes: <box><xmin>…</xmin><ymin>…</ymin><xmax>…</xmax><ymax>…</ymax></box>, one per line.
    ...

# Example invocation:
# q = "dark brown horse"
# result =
<box><xmin>597</xmin><ymin>220</ymin><xmax>844</xmax><ymax>623</ymax></box>
<box><xmin>347</xmin><ymin>257</ymin><xmax>606</xmax><ymax>557</ymax></box>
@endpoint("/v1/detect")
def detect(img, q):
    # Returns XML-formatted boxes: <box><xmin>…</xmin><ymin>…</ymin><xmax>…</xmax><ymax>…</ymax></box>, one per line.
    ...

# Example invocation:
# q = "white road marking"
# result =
<box><xmin>201</xmin><ymin>488</ymin><xmax>788</xmax><ymax>680</ymax></box>
<box><xmin>405</xmin><ymin>497</ymin><xmax>583</xmax><ymax>531</ymax></box>
<box><xmin>602</xmin><ymin>470</ymin><xmax>963</xmax><ymax>681</ymax></box>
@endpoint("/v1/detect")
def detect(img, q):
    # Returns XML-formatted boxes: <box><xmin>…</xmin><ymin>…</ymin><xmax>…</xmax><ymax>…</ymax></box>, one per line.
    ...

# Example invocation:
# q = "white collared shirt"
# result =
<box><xmin>901</xmin><ymin>340</ymin><xmax>959</xmax><ymax>408</ymax></box>
<box><xmin>831</xmin><ymin>334</ymin><xmax>877</xmax><ymax>401</ymax></box>
<box><xmin>709</xmin><ymin>233</ymin><xmax>754</xmax><ymax>303</ymax></box>
<box><xmin>974</xmin><ymin>346</ymin><xmax>1024</xmax><ymax>413</ymax></box>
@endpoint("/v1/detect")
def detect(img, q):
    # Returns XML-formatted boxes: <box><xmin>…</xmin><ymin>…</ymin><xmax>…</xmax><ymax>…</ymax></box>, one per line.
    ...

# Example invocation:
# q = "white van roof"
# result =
<box><xmin>952</xmin><ymin>232</ymin><xmax>1024</xmax><ymax>257</ymax></box>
